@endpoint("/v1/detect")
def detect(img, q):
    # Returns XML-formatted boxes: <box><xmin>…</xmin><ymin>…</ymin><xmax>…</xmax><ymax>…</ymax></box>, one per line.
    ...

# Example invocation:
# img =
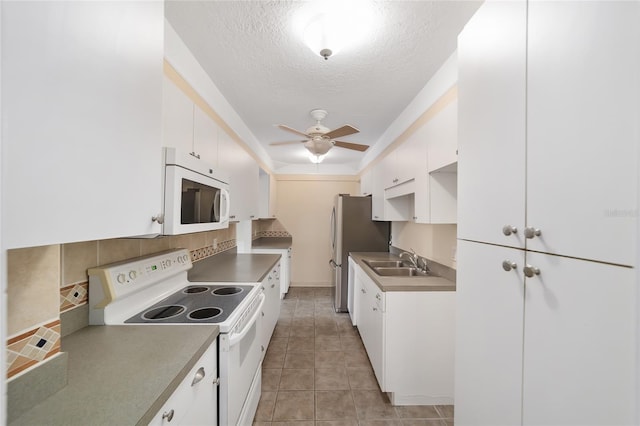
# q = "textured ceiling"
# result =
<box><xmin>165</xmin><ymin>0</ymin><xmax>482</xmax><ymax>174</ymax></box>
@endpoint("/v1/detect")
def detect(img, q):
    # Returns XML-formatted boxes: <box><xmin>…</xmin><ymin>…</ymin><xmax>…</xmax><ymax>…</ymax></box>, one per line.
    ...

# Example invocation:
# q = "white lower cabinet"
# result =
<box><xmin>455</xmin><ymin>240</ymin><xmax>637</xmax><ymax>425</ymax></box>
<box><xmin>149</xmin><ymin>339</ymin><xmax>218</xmax><ymax>426</ymax></box>
<box><xmin>259</xmin><ymin>262</ymin><xmax>281</xmax><ymax>355</ymax></box>
<box><xmin>354</xmin><ymin>264</ymin><xmax>455</xmax><ymax>405</ymax></box>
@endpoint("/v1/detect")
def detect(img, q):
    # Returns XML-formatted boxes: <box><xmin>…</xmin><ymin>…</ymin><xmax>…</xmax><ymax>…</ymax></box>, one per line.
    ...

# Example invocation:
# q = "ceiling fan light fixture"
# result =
<box><xmin>308</xmin><ymin>153</ymin><xmax>326</xmax><ymax>163</ymax></box>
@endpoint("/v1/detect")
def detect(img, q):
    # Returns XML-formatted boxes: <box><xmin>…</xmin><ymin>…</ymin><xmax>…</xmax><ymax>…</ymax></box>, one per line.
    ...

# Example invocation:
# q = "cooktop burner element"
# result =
<box><xmin>125</xmin><ymin>284</ymin><xmax>255</xmax><ymax>324</ymax></box>
<box><xmin>183</xmin><ymin>286</ymin><xmax>209</xmax><ymax>294</ymax></box>
<box><xmin>212</xmin><ymin>286</ymin><xmax>243</xmax><ymax>296</ymax></box>
<box><xmin>142</xmin><ymin>305</ymin><xmax>186</xmax><ymax>320</ymax></box>
<box><xmin>188</xmin><ymin>307</ymin><xmax>222</xmax><ymax>320</ymax></box>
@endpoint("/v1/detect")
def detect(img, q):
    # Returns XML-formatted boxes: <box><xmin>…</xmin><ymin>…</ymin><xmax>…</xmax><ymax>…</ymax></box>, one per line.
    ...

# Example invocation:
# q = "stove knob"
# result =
<box><xmin>116</xmin><ymin>273</ymin><xmax>126</xmax><ymax>284</ymax></box>
<box><xmin>128</xmin><ymin>270</ymin><xmax>137</xmax><ymax>280</ymax></box>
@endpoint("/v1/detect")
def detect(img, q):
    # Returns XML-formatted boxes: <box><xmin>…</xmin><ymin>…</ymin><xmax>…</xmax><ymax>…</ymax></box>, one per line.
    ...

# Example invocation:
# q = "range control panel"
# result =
<box><xmin>88</xmin><ymin>248</ymin><xmax>192</xmax><ymax>301</ymax></box>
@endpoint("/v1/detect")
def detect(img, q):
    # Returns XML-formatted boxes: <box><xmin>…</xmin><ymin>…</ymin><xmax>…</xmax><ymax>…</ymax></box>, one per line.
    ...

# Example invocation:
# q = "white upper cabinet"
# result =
<box><xmin>192</xmin><ymin>106</ymin><xmax>219</xmax><ymax>167</ymax></box>
<box><xmin>258</xmin><ymin>168</ymin><xmax>277</xmax><ymax>219</ymax></box>
<box><xmin>525</xmin><ymin>1</ymin><xmax>638</xmax><ymax>266</ymax></box>
<box><xmin>360</xmin><ymin>170</ymin><xmax>373</xmax><ymax>196</ymax></box>
<box><xmin>457</xmin><ymin>0</ymin><xmax>527</xmax><ymax>249</ymax></box>
<box><xmin>218</xmin><ymin>130</ymin><xmax>259</xmax><ymax>221</ymax></box>
<box><xmin>162</xmin><ymin>75</ymin><xmax>194</xmax><ymax>155</ymax></box>
<box><xmin>162</xmin><ymin>76</ymin><xmax>219</xmax><ymax>167</ymax></box>
<box><xmin>458</xmin><ymin>0</ymin><xmax>638</xmax><ymax>266</ymax></box>
<box><xmin>426</xmin><ymin>99</ymin><xmax>458</xmax><ymax>173</ymax></box>
<box><xmin>2</xmin><ymin>1</ymin><xmax>164</xmax><ymax>248</ymax></box>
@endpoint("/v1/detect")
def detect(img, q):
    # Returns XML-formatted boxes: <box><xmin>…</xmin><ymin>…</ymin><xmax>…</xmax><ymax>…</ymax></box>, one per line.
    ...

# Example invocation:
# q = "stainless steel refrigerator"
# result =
<box><xmin>329</xmin><ymin>194</ymin><xmax>390</xmax><ymax>312</ymax></box>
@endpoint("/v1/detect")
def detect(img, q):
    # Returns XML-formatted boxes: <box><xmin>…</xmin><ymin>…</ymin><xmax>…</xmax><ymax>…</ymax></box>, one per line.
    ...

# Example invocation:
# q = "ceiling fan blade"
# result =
<box><xmin>278</xmin><ymin>124</ymin><xmax>309</xmax><ymax>138</ymax></box>
<box><xmin>269</xmin><ymin>140</ymin><xmax>307</xmax><ymax>146</ymax></box>
<box><xmin>333</xmin><ymin>140</ymin><xmax>369</xmax><ymax>152</ymax></box>
<box><xmin>324</xmin><ymin>125</ymin><xmax>360</xmax><ymax>139</ymax></box>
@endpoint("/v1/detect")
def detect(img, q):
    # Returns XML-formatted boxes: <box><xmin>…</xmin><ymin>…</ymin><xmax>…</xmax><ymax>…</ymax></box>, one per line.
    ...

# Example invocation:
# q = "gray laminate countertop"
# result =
<box><xmin>188</xmin><ymin>250</ymin><xmax>281</xmax><ymax>282</ymax></box>
<box><xmin>350</xmin><ymin>252</ymin><xmax>456</xmax><ymax>292</ymax></box>
<box><xmin>251</xmin><ymin>237</ymin><xmax>292</xmax><ymax>250</ymax></box>
<box><xmin>10</xmin><ymin>325</ymin><xmax>219</xmax><ymax>426</ymax></box>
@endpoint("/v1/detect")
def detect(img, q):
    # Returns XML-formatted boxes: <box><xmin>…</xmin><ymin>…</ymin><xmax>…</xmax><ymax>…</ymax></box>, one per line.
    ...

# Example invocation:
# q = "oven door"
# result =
<box><xmin>219</xmin><ymin>293</ymin><xmax>265</xmax><ymax>426</ymax></box>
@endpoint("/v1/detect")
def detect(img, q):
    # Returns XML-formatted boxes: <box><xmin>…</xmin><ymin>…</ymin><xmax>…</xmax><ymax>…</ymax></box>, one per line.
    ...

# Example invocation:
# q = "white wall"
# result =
<box><xmin>275</xmin><ymin>176</ymin><xmax>359</xmax><ymax>286</ymax></box>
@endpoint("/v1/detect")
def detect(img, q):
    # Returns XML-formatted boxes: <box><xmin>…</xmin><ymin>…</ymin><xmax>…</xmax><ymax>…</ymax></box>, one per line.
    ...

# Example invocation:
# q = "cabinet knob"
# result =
<box><xmin>524</xmin><ymin>227</ymin><xmax>542</xmax><ymax>239</ymax></box>
<box><xmin>523</xmin><ymin>265</ymin><xmax>541</xmax><ymax>278</ymax></box>
<box><xmin>375</xmin><ymin>293</ymin><xmax>381</xmax><ymax>300</ymax></box>
<box><xmin>372</xmin><ymin>307</ymin><xmax>378</xmax><ymax>311</ymax></box>
<box><xmin>361</xmin><ymin>288</ymin><xmax>366</xmax><ymax>294</ymax></box>
<box><xmin>502</xmin><ymin>225</ymin><xmax>518</xmax><ymax>236</ymax></box>
<box><xmin>191</xmin><ymin>367</ymin><xmax>206</xmax><ymax>386</ymax></box>
<box><xmin>502</xmin><ymin>260</ymin><xmax>517</xmax><ymax>272</ymax></box>
<box><xmin>162</xmin><ymin>409</ymin><xmax>175</xmax><ymax>422</ymax></box>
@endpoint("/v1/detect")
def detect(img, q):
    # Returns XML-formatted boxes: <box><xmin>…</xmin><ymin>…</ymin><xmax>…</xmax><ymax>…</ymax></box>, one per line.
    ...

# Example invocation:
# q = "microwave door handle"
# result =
<box><xmin>212</xmin><ymin>191</ymin><xmax>221</xmax><ymax>222</ymax></box>
<box><xmin>228</xmin><ymin>293</ymin><xmax>265</xmax><ymax>347</ymax></box>
<box><xmin>220</xmin><ymin>189</ymin><xmax>231</xmax><ymax>222</ymax></box>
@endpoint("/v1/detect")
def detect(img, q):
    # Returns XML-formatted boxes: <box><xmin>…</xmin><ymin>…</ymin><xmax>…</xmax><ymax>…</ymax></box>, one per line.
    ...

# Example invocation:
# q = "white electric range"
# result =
<box><xmin>88</xmin><ymin>248</ymin><xmax>264</xmax><ymax>426</ymax></box>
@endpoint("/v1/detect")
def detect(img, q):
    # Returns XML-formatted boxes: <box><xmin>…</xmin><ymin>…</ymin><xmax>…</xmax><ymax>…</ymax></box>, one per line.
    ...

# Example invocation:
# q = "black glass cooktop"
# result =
<box><xmin>125</xmin><ymin>284</ymin><xmax>254</xmax><ymax>324</ymax></box>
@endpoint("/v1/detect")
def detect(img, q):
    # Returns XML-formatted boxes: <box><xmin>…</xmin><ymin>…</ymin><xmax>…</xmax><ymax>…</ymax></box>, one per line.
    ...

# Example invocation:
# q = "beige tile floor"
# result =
<box><xmin>253</xmin><ymin>287</ymin><xmax>454</xmax><ymax>426</ymax></box>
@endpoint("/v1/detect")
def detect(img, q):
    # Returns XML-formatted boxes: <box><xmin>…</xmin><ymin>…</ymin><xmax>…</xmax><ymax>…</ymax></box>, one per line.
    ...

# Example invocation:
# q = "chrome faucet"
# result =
<box><xmin>400</xmin><ymin>249</ymin><xmax>430</xmax><ymax>273</ymax></box>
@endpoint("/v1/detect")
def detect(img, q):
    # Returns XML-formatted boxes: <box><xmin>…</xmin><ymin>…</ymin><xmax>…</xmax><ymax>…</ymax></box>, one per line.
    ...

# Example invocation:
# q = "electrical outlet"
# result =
<box><xmin>213</xmin><ymin>238</ymin><xmax>218</xmax><ymax>250</ymax></box>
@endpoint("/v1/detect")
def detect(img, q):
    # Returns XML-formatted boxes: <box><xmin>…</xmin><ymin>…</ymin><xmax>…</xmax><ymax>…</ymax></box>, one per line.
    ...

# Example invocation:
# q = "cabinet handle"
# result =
<box><xmin>375</xmin><ymin>293</ymin><xmax>381</xmax><ymax>301</ymax></box>
<box><xmin>189</xmin><ymin>151</ymin><xmax>201</xmax><ymax>159</ymax></box>
<box><xmin>261</xmin><ymin>311</ymin><xmax>265</xmax><ymax>317</ymax></box>
<box><xmin>502</xmin><ymin>260</ymin><xmax>517</xmax><ymax>272</ymax></box>
<box><xmin>261</xmin><ymin>345</ymin><xmax>265</xmax><ymax>352</ymax></box>
<box><xmin>372</xmin><ymin>307</ymin><xmax>378</xmax><ymax>311</ymax></box>
<box><xmin>271</xmin><ymin>283</ymin><xmax>275</xmax><ymax>288</ymax></box>
<box><xmin>191</xmin><ymin>367</ymin><xmax>206</xmax><ymax>386</ymax></box>
<box><xmin>523</xmin><ymin>265</ymin><xmax>541</xmax><ymax>278</ymax></box>
<box><xmin>524</xmin><ymin>227</ymin><xmax>542</xmax><ymax>239</ymax></box>
<box><xmin>502</xmin><ymin>225</ymin><xmax>518</xmax><ymax>236</ymax></box>
<box><xmin>361</xmin><ymin>288</ymin><xmax>366</xmax><ymax>294</ymax></box>
<box><xmin>162</xmin><ymin>409</ymin><xmax>175</xmax><ymax>422</ymax></box>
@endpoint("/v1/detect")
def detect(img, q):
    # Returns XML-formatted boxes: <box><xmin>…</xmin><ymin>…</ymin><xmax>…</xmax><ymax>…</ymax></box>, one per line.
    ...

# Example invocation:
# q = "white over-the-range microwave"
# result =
<box><xmin>161</xmin><ymin>147</ymin><xmax>230</xmax><ymax>235</ymax></box>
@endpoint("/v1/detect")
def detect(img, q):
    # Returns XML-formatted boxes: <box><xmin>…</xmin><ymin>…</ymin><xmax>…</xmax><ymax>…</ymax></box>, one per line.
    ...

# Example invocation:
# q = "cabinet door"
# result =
<box><xmin>526</xmin><ymin>1</ymin><xmax>639</xmax><ymax>266</ymax></box>
<box><xmin>426</xmin><ymin>99</ymin><xmax>458</xmax><ymax>173</ymax></box>
<box><xmin>3</xmin><ymin>1</ymin><xmax>164</xmax><ymax>248</ymax></box>
<box><xmin>371</xmin><ymin>166</ymin><xmax>385</xmax><ymax>221</ymax></box>
<box><xmin>218</xmin><ymin>131</ymin><xmax>259</xmax><ymax>221</ymax></box>
<box><xmin>457</xmin><ymin>0</ymin><xmax>527</xmax><ymax>249</ymax></box>
<box><xmin>356</xmin><ymin>274</ymin><xmax>385</xmax><ymax>390</ymax></box>
<box><xmin>162</xmin><ymin>75</ymin><xmax>194</xmax><ymax>154</ymax></box>
<box><xmin>192</xmin><ymin>106</ymin><xmax>219</xmax><ymax>167</ymax></box>
<box><xmin>360</xmin><ymin>170</ymin><xmax>373</xmax><ymax>196</ymax></box>
<box><xmin>455</xmin><ymin>240</ymin><xmax>525</xmax><ymax>426</ymax></box>
<box><xmin>522</xmin><ymin>252</ymin><xmax>635</xmax><ymax>425</ymax></box>
<box><xmin>149</xmin><ymin>340</ymin><xmax>217</xmax><ymax>426</ymax></box>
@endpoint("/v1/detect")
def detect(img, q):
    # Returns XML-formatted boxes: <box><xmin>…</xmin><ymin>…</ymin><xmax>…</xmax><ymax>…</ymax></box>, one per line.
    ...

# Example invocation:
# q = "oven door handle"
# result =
<box><xmin>228</xmin><ymin>293</ymin><xmax>265</xmax><ymax>347</ymax></box>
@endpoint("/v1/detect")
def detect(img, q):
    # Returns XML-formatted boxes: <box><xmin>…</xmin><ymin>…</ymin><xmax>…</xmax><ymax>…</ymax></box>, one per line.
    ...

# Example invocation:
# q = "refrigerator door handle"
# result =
<box><xmin>330</xmin><ymin>207</ymin><xmax>336</xmax><ymax>251</ymax></box>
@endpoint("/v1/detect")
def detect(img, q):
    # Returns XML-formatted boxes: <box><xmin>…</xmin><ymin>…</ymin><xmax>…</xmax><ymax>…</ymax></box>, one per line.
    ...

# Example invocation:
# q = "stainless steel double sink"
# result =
<box><xmin>362</xmin><ymin>259</ymin><xmax>437</xmax><ymax>277</ymax></box>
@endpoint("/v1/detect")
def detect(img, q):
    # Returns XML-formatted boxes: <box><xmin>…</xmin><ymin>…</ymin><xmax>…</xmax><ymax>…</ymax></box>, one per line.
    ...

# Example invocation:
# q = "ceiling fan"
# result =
<box><xmin>270</xmin><ymin>109</ymin><xmax>369</xmax><ymax>156</ymax></box>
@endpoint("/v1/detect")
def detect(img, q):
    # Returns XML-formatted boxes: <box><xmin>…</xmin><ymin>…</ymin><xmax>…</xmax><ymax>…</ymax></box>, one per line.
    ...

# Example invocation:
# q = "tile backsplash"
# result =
<box><xmin>6</xmin><ymin>224</ymin><xmax>237</xmax><ymax>379</ymax></box>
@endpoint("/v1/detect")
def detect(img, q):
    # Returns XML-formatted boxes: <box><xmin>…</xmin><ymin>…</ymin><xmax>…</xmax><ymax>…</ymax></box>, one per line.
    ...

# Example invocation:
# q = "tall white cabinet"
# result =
<box><xmin>455</xmin><ymin>1</ymin><xmax>639</xmax><ymax>425</ymax></box>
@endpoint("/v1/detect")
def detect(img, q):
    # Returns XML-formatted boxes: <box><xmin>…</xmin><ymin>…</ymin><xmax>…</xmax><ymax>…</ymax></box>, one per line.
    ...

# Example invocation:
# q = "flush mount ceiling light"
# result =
<box><xmin>297</xmin><ymin>0</ymin><xmax>376</xmax><ymax>60</ymax></box>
